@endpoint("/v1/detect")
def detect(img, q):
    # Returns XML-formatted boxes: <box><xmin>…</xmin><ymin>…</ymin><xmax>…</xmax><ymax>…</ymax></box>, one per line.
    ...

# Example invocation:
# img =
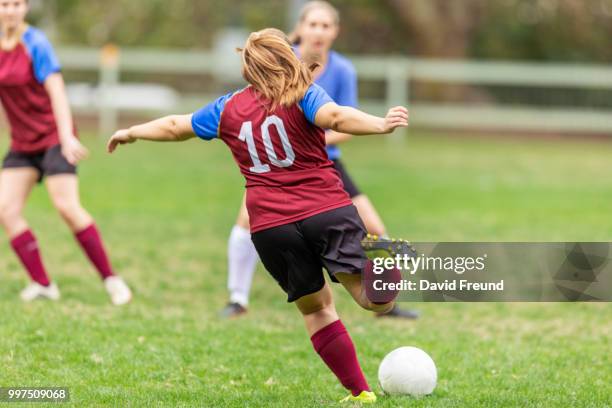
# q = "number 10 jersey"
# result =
<box><xmin>191</xmin><ymin>84</ymin><xmax>352</xmax><ymax>233</ymax></box>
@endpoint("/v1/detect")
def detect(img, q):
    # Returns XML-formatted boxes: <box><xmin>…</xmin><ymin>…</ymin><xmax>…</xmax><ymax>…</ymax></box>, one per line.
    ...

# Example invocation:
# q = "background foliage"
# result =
<box><xmin>28</xmin><ymin>0</ymin><xmax>612</xmax><ymax>62</ymax></box>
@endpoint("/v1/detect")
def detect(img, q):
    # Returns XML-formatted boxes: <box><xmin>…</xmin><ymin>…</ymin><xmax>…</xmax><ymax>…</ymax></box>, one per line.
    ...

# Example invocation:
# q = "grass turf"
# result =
<box><xmin>0</xmin><ymin>131</ymin><xmax>611</xmax><ymax>407</ymax></box>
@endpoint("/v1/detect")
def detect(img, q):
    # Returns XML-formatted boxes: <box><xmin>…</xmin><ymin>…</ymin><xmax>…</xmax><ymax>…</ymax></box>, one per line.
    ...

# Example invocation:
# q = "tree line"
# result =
<box><xmin>31</xmin><ymin>0</ymin><xmax>612</xmax><ymax>62</ymax></box>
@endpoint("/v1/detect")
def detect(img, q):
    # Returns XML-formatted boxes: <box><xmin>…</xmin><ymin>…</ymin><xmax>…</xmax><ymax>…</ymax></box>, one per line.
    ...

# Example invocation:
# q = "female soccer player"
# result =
<box><xmin>221</xmin><ymin>0</ymin><xmax>418</xmax><ymax>320</ymax></box>
<box><xmin>108</xmin><ymin>28</ymin><xmax>408</xmax><ymax>403</ymax></box>
<box><xmin>0</xmin><ymin>0</ymin><xmax>131</xmax><ymax>304</ymax></box>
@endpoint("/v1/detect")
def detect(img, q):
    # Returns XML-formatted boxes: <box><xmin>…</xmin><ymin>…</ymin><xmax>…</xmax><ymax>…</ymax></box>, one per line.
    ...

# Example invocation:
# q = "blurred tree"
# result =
<box><xmin>36</xmin><ymin>0</ymin><xmax>612</xmax><ymax>63</ymax></box>
<box><xmin>51</xmin><ymin>0</ymin><xmax>286</xmax><ymax>48</ymax></box>
<box><xmin>472</xmin><ymin>0</ymin><xmax>612</xmax><ymax>62</ymax></box>
<box><xmin>386</xmin><ymin>0</ymin><xmax>485</xmax><ymax>58</ymax></box>
<box><xmin>45</xmin><ymin>0</ymin><xmax>409</xmax><ymax>53</ymax></box>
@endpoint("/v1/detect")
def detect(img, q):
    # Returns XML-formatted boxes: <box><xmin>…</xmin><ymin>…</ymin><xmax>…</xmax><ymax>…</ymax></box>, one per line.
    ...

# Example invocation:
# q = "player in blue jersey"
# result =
<box><xmin>221</xmin><ymin>1</ymin><xmax>418</xmax><ymax>320</ymax></box>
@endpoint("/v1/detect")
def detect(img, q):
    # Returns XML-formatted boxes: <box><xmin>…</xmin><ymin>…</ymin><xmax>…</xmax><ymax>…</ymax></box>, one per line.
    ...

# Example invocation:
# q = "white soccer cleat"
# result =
<box><xmin>20</xmin><ymin>282</ymin><xmax>61</xmax><ymax>302</ymax></box>
<box><xmin>104</xmin><ymin>276</ymin><xmax>132</xmax><ymax>306</ymax></box>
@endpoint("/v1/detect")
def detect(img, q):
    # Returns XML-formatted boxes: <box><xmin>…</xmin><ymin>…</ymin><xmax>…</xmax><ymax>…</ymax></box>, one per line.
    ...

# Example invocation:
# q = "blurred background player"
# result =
<box><xmin>0</xmin><ymin>0</ymin><xmax>131</xmax><ymax>304</ymax></box>
<box><xmin>221</xmin><ymin>0</ymin><xmax>419</xmax><ymax>320</ymax></box>
<box><xmin>108</xmin><ymin>28</ymin><xmax>409</xmax><ymax>402</ymax></box>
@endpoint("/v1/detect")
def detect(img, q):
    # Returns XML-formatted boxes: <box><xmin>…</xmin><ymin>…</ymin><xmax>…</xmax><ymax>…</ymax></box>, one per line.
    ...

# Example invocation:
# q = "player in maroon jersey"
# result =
<box><xmin>108</xmin><ymin>28</ymin><xmax>408</xmax><ymax>403</ymax></box>
<box><xmin>0</xmin><ymin>0</ymin><xmax>131</xmax><ymax>304</ymax></box>
<box><xmin>221</xmin><ymin>0</ymin><xmax>419</xmax><ymax>320</ymax></box>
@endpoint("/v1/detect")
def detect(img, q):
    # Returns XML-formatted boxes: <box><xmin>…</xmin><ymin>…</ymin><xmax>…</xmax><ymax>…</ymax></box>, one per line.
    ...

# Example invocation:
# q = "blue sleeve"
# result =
<box><xmin>191</xmin><ymin>92</ymin><xmax>234</xmax><ymax>140</ymax></box>
<box><xmin>334</xmin><ymin>64</ymin><xmax>358</xmax><ymax>108</ymax></box>
<box><xmin>299</xmin><ymin>83</ymin><xmax>334</xmax><ymax>124</ymax></box>
<box><xmin>23</xmin><ymin>28</ymin><xmax>61</xmax><ymax>84</ymax></box>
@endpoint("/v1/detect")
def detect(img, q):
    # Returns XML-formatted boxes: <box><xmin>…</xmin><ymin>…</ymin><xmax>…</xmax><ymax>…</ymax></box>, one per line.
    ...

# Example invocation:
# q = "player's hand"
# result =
<box><xmin>107</xmin><ymin>129</ymin><xmax>136</xmax><ymax>153</ymax></box>
<box><xmin>382</xmin><ymin>106</ymin><xmax>409</xmax><ymax>134</ymax></box>
<box><xmin>61</xmin><ymin>136</ymin><xmax>90</xmax><ymax>165</ymax></box>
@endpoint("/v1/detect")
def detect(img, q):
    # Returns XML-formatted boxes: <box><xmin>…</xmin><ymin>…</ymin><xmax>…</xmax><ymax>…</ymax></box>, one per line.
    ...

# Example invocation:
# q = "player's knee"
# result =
<box><xmin>298</xmin><ymin>299</ymin><xmax>334</xmax><ymax>317</ymax></box>
<box><xmin>236</xmin><ymin>213</ymin><xmax>250</xmax><ymax>229</ymax></box>
<box><xmin>0</xmin><ymin>202</ymin><xmax>21</xmax><ymax>226</ymax></box>
<box><xmin>53</xmin><ymin>199</ymin><xmax>83</xmax><ymax>221</ymax></box>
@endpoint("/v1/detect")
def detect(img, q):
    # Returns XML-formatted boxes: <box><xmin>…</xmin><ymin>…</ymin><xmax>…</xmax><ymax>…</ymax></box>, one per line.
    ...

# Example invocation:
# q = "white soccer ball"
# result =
<box><xmin>378</xmin><ymin>346</ymin><xmax>437</xmax><ymax>396</ymax></box>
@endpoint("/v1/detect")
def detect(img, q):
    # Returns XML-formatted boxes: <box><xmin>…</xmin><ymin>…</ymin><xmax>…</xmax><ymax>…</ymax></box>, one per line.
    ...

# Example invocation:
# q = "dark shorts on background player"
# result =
<box><xmin>251</xmin><ymin>205</ymin><xmax>368</xmax><ymax>302</ymax></box>
<box><xmin>2</xmin><ymin>144</ymin><xmax>76</xmax><ymax>182</ymax></box>
<box><xmin>332</xmin><ymin>159</ymin><xmax>361</xmax><ymax>198</ymax></box>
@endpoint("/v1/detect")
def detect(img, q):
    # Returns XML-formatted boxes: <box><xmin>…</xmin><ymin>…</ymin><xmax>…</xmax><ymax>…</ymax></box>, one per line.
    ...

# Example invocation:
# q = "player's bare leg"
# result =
<box><xmin>335</xmin><ymin>272</ymin><xmax>395</xmax><ymax>314</ymax></box>
<box><xmin>295</xmin><ymin>282</ymin><xmax>376</xmax><ymax>403</ymax></box>
<box><xmin>46</xmin><ymin>175</ymin><xmax>92</xmax><ymax>231</ymax></box>
<box><xmin>352</xmin><ymin>194</ymin><xmax>386</xmax><ymax>237</ymax></box>
<box><xmin>0</xmin><ymin>168</ymin><xmax>38</xmax><ymax>237</ymax></box>
<box><xmin>0</xmin><ymin>168</ymin><xmax>59</xmax><ymax>301</ymax></box>
<box><xmin>46</xmin><ymin>174</ymin><xmax>131</xmax><ymax>305</ymax></box>
<box><xmin>295</xmin><ymin>281</ymin><xmax>338</xmax><ymax>335</ymax></box>
<box><xmin>221</xmin><ymin>192</ymin><xmax>258</xmax><ymax>318</ymax></box>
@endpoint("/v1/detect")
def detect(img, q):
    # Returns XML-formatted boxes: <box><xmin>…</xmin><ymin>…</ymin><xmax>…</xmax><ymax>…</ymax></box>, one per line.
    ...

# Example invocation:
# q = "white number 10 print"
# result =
<box><xmin>238</xmin><ymin>115</ymin><xmax>295</xmax><ymax>174</ymax></box>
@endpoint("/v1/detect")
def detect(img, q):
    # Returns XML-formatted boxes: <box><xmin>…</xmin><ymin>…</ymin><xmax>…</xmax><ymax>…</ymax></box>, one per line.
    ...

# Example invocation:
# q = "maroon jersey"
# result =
<box><xmin>191</xmin><ymin>85</ymin><xmax>352</xmax><ymax>233</ymax></box>
<box><xmin>0</xmin><ymin>26</ymin><xmax>61</xmax><ymax>153</ymax></box>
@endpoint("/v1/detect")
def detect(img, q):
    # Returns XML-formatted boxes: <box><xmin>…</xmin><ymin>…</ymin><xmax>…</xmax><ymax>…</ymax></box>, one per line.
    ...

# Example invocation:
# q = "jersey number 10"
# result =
<box><xmin>239</xmin><ymin>115</ymin><xmax>295</xmax><ymax>174</ymax></box>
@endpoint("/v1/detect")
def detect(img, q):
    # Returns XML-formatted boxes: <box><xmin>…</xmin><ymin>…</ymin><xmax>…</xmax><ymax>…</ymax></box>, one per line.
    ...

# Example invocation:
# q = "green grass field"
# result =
<box><xmin>0</xmin><ymin>131</ymin><xmax>611</xmax><ymax>407</ymax></box>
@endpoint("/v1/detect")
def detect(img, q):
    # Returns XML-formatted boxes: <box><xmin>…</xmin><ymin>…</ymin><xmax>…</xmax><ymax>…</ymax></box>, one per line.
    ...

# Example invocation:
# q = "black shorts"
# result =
<box><xmin>332</xmin><ymin>159</ymin><xmax>361</xmax><ymax>198</ymax></box>
<box><xmin>2</xmin><ymin>145</ymin><xmax>76</xmax><ymax>182</ymax></box>
<box><xmin>251</xmin><ymin>205</ymin><xmax>368</xmax><ymax>302</ymax></box>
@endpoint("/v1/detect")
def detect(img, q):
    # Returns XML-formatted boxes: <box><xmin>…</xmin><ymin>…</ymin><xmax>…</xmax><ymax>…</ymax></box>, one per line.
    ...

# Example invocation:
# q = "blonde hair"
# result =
<box><xmin>288</xmin><ymin>1</ymin><xmax>340</xmax><ymax>44</ymax></box>
<box><xmin>238</xmin><ymin>28</ymin><xmax>317</xmax><ymax>109</ymax></box>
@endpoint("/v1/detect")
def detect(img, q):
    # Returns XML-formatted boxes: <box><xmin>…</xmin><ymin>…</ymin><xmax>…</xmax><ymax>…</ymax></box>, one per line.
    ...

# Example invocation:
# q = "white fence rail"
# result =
<box><xmin>56</xmin><ymin>46</ymin><xmax>612</xmax><ymax>136</ymax></box>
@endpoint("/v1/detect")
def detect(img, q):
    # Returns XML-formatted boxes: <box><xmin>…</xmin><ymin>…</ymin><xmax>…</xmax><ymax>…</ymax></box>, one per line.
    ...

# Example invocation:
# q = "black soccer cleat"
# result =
<box><xmin>361</xmin><ymin>233</ymin><xmax>417</xmax><ymax>260</ymax></box>
<box><xmin>376</xmin><ymin>304</ymin><xmax>420</xmax><ymax>320</ymax></box>
<box><xmin>219</xmin><ymin>302</ymin><xmax>248</xmax><ymax>319</ymax></box>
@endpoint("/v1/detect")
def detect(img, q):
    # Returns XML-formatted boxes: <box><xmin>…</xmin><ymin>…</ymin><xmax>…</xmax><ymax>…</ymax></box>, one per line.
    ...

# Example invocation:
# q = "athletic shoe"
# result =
<box><xmin>340</xmin><ymin>390</ymin><xmax>377</xmax><ymax>404</ymax></box>
<box><xmin>361</xmin><ymin>234</ymin><xmax>417</xmax><ymax>260</ymax></box>
<box><xmin>20</xmin><ymin>282</ymin><xmax>60</xmax><ymax>302</ymax></box>
<box><xmin>219</xmin><ymin>302</ymin><xmax>248</xmax><ymax>319</ymax></box>
<box><xmin>376</xmin><ymin>304</ymin><xmax>420</xmax><ymax>319</ymax></box>
<box><xmin>104</xmin><ymin>276</ymin><xmax>132</xmax><ymax>306</ymax></box>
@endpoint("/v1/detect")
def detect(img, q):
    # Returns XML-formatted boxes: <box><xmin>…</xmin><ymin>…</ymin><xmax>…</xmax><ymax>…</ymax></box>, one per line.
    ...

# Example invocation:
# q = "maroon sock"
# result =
<box><xmin>75</xmin><ymin>224</ymin><xmax>115</xmax><ymax>280</ymax></box>
<box><xmin>10</xmin><ymin>230</ymin><xmax>50</xmax><ymax>286</ymax></box>
<box><xmin>310</xmin><ymin>319</ymin><xmax>370</xmax><ymax>396</ymax></box>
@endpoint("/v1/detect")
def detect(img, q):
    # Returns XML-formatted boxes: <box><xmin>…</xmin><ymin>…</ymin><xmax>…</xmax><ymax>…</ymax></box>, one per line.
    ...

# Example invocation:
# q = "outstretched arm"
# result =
<box><xmin>314</xmin><ymin>103</ymin><xmax>408</xmax><ymax>135</ymax></box>
<box><xmin>107</xmin><ymin>114</ymin><xmax>195</xmax><ymax>153</ymax></box>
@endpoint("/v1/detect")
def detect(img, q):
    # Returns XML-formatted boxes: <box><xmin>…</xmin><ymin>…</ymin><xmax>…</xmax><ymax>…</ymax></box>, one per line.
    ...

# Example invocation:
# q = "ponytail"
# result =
<box><xmin>238</xmin><ymin>28</ymin><xmax>318</xmax><ymax>110</ymax></box>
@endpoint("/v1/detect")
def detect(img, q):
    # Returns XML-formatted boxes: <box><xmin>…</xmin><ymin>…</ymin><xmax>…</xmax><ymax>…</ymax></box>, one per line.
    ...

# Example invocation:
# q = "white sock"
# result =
<box><xmin>227</xmin><ymin>225</ymin><xmax>258</xmax><ymax>307</ymax></box>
